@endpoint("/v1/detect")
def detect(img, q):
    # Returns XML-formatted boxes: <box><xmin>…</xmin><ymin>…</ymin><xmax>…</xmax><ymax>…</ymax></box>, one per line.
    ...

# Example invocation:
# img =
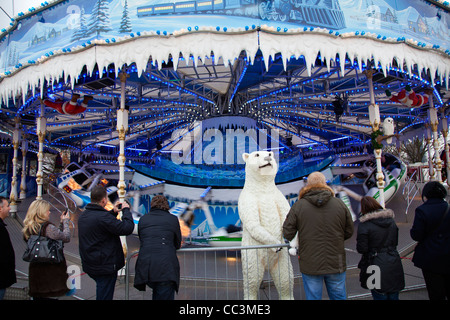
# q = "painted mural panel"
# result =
<box><xmin>0</xmin><ymin>0</ymin><xmax>448</xmax><ymax>74</ymax></box>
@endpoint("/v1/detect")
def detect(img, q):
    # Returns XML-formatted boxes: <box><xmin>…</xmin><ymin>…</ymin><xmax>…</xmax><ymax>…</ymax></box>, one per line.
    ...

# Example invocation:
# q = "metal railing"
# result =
<box><xmin>125</xmin><ymin>243</ymin><xmax>301</xmax><ymax>300</ymax></box>
<box><xmin>123</xmin><ymin>242</ymin><xmax>428</xmax><ymax>300</ymax></box>
<box><xmin>402</xmin><ymin>170</ymin><xmax>421</xmax><ymax>222</ymax></box>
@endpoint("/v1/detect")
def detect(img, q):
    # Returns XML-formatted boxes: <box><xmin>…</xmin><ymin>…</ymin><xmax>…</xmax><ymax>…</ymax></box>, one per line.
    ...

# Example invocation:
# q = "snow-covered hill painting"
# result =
<box><xmin>0</xmin><ymin>0</ymin><xmax>448</xmax><ymax>73</ymax></box>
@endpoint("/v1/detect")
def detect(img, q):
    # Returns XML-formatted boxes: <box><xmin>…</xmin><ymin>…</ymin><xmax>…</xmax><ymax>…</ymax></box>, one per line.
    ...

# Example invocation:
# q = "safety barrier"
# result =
<box><xmin>124</xmin><ymin>242</ymin><xmax>428</xmax><ymax>300</ymax></box>
<box><xmin>402</xmin><ymin>170</ymin><xmax>421</xmax><ymax>222</ymax></box>
<box><xmin>125</xmin><ymin>243</ymin><xmax>302</xmax><ymax>300</ymax></box>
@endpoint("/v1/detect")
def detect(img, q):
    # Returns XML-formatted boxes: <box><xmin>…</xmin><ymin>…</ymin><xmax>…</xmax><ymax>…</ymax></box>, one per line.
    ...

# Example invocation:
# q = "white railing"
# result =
<box><xmin>402</xmin><ymin>170</ymin><xmax>421</xmax><ymax>222</ymax></box>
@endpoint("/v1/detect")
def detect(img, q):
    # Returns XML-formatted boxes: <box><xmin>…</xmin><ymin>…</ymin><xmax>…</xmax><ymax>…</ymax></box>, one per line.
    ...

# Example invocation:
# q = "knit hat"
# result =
<box><xmin>307</xmin><ymin>171</ymin><xmax>326</xmax><ymax>186</ymax></box>
<box><xmin>422</xmin><ymin>181</ymin><xmax>447</xmax><ymax>201</ymax></box>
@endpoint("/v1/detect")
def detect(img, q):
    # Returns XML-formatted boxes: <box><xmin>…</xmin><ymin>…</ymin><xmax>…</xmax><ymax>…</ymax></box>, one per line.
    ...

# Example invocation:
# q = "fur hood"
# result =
<box><xmin>359</xmin><ymin>208</ymin><xmax>395</xmax><ymax>223</ymax></box>
<box><xmin>299</xmin><ymin>183</ymin><xmax>335</xmax><ymax>199</ymax></box>
<box><xmin>299</xmin><ymin>183</ymin><xmax>335</xmax><ymax>207</ymax></box>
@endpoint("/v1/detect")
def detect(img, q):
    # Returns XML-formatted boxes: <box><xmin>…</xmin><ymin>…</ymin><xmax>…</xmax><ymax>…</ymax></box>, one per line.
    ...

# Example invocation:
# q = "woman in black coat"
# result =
<box><xmin>357</xmin><ymin>196</ymin><xmax>405</xmax><ymax>300</ymax></box>
<box><xmin>134</xmin><ymin>195</ymin><xmax>182</xmax><ymax>300</ymax></box>
<box><xmin>410</xmin><ymin>181</ymin><xmax>450</xmax><ymax>300</ymax></box>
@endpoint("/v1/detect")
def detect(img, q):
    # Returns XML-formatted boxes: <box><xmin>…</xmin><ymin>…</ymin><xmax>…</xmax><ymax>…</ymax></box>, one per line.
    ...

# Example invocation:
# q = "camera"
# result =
<box><xmin>117</xmin><ymin>203</ymin><xmax>122</xmax><ymax>210</ymax></box>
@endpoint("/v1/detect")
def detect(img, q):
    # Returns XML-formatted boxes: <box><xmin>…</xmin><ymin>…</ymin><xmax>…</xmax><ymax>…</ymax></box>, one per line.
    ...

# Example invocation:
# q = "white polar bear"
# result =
<box><xmin>238</xmin><ymin>150</ymin><xmax>298</xmax><ymax>300</ymax></box>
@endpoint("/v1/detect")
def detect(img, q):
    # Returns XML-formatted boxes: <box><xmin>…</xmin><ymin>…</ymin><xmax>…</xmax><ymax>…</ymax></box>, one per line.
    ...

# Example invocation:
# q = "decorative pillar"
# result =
<box><xmin>428</xmin><ymin>98</ymin><xmax>441</xmax><ymax>182</ymax></box>
<box><xmin>9</xmin><ymin>117</ymin><xmax>21</xmax><ymax>217</ymax></box>
<box><xmin>20</xmin><ymin>138</ymin><xmax>28</xmax><ymax>199</ymax></box>
<box><xmin>117</xmin><ymin>70</ymin><xmax>129</xmax><ymax>202</ymax></box>
<box><xmin>425</xmin><ymin>123</ymin><xmax>435</xmax><ymax>181</ymax></box>
<box><xmin>439</xmin><ymin>107</ymin><xmax>450</xmax><ymax>184</ymax></box>
<box><xmin>36</xmin><ymin>103</ymin><xmax>47</xmax><ymax>199</ymax></box>
<box><xmin>366</xmin><ymin>70</ymin><xmax>385</xmax><ymax>207</ymax></box>
<box><xmin>117</xmin><ymin>69</ymin><xmax>129</xmax><ymax>269</ymax></box>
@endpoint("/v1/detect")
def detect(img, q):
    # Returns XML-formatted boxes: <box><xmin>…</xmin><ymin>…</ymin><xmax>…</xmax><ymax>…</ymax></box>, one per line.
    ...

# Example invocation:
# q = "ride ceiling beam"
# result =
<box><xmin>272</xmin><ymin>109</ymin><xmax>372</xmax><ymax>139</ymax></box>
<box><xmin>262</xmin><ymin>117</ymin><xmax>329</xmax><ymax>146</ymax></box>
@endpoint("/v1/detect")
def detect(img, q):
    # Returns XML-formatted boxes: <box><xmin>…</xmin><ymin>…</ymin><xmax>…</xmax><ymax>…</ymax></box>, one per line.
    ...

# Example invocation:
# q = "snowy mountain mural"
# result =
<box><xmin>0</xmin><ymin>0</ymin><xmax>449</xmax><ymax>73</ymax></box>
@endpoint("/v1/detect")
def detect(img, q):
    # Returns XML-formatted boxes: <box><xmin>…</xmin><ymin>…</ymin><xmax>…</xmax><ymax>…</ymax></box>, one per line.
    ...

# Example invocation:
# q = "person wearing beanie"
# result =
<box><xmin>411</xmin><ymin>181</ymin><xmax>450</xmax><ymax>300</ymax></box>
<box><xmin>283</xmin><ymin>171</ymin><xmax>354</xmax><ymax>300</ymax></box>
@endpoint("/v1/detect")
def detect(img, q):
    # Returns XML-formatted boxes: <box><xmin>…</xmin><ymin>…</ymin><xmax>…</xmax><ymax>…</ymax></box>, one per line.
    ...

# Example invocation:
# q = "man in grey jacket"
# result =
<box><xmin>283</xmin><ymin>171</ymin><xmax>354</xmax><ymax>300</ymax></box>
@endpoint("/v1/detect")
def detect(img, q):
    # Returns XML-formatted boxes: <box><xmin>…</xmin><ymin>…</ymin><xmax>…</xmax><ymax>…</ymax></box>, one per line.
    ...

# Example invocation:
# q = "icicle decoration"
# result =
<box><xmin>0</xmin><ymin>26</ymin><xmax>449</xmax><ymax>105</ymax></box>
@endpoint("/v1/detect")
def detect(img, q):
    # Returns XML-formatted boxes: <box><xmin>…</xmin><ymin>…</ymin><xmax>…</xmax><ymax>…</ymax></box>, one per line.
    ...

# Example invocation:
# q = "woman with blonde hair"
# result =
<box><xmin>22</xmin><ymin>199</ymin><xmax>71</xmax><ymax>299</ymax></box>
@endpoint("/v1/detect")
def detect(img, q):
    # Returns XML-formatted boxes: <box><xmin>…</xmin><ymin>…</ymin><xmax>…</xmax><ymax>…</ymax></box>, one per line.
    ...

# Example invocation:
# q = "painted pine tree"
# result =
<box><xmin>88</xmin><ymin>0</ymin><xmax>112</xmax><ymax>37</ymax></box>
<box><xmin>71</xmin><ymin>7</ymin><xmax>88</xmax><ymax>41</ymax></box>
<box><xmin>119</xmin><ymin>0</ymin><xmax>132</xmax><ymax>34</ymax></box>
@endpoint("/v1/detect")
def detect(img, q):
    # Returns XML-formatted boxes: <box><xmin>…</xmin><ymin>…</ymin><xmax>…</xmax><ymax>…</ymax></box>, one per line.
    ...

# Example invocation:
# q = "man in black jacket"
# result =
<box><xmin>78</xmin><ymin>185</ymin><xmax>134</xmax><ymax>300</ymax></box>
<box><xmin>0</xmin><ymin>196</ymin><xmax>15</xmax><ymax>300</ymax></box>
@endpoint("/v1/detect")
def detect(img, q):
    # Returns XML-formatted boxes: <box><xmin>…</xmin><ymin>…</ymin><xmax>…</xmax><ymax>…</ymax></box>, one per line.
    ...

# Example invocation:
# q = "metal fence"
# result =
<box><xmin>125</xmin><ymin>243</ymin><xmax>303</xmax><ymax>300</ymax></box>
<box><xmin>124</xmin><ymin>242</ymin><xmax>428</xmax><ymax>300</ymax></box>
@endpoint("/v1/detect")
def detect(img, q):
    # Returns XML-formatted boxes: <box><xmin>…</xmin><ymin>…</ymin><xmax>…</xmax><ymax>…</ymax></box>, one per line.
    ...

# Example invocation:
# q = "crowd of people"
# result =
<box><xmin>0</xmin><ymin>187</ymin><xmax>182</xmax><ymax>301</ymax></box>
<box><xmin>282</xmin><ymin>174</ymin><xmax>450</xmax><ymax>300</ymax></box>
<box><xmin>0</xmin><ymin>174</ymin><xmax>449</xmax><ymax>300</ymax></box>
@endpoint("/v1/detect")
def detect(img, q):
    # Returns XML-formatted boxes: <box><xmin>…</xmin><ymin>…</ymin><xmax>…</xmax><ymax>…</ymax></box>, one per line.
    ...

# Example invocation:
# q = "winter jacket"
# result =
<box><xmin>283</xmin><ymin>184</ymin><xmax>354</xmax><ymax>275</ymax></box>
<box><xmin>134</xmin><ymin>208</ymin><xmax>182</xmax><ymax>292</ymax></box>
<box><xmin>78</xmin><ymin>203</ymin><xmax>134</xmax><ymax>276</ymax></box>
<box><xmin>0</xmin><ymin>218</ymin><xmax>16</xmax><ymax>289</ymax></box>
<box><xmin>356</xmin><ymin>208</ymin><xmax>405</xmax><ymax>293</ymax></box>
<box><xmin>410</xmin><ymin>198</ymin><xmax>450</xmax><ymax>275</ymax></box>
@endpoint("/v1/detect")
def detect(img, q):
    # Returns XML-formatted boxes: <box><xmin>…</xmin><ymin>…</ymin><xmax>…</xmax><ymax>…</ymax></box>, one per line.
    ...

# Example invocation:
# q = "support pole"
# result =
<box><xmin>117</xmin><ymin>70</ymin><xmax>129</xmax><ymax>202</ymax></box>
<box><xmin>366</xmin><ymin>70</ymin><xmax>385</xmax><ymax>207</ymax></box>
<box><xmin>117</xmin><ymin>69</ymin><xmax>129</xmax><ymax>271</ymax></box>
<box><xmin>439</xmin><ymin>108</ymin><xmax>450</xmax><ymax>185</ymax></box>
<box><xmin>425</xmin><ymin>123</ymin><xmax>435</xmax><ymax>181</ymax></box>
<box><xmin>19</xmin><ymin>138</ymin><xmax>28</xmax><ymax>199</ymax></box>
<box><xmin>9</xmin><ymin>117</ymin><xmax>21</xmax><ymax>217</ymax></box>
<box><xmin>36</xmin><ymin>102</ymin><xmax>47</xmax><ymax>199</ymax></box>
<box><xmin>428</xmin><ymin>98</ymin><xmax>441</xmax><ymax>182</ymax></box>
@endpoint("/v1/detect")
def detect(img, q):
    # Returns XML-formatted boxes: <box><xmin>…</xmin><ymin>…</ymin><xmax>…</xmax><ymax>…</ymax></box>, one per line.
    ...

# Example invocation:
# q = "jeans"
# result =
<box><xmin>301</xmin><ymin>272</ymin><xmax>347</xmax><ymax>300</ymax></box>
<box><xmin>148</xmin><ymin>281</ymin><xmax>176</xmax><ymax>300</ymax></box>
<box><xmin>89</xmin><ymin>273</ymin><xmax>117</xmax><ymax>300</ymax></box>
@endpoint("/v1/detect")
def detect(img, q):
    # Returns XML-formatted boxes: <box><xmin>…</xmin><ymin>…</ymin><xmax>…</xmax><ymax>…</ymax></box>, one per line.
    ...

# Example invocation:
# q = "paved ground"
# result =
<box><xmin>3</xmin><ymin>181</ymin><xmax>430</xmax><ymax>301</ymax></box>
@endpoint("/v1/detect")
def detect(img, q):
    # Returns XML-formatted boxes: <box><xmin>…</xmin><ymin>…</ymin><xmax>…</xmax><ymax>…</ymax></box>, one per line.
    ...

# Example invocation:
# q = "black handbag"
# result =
<box><xmin>22</xmin><ymin>223</ymin><xmax>64</xmax><ymax>264</ymax></box>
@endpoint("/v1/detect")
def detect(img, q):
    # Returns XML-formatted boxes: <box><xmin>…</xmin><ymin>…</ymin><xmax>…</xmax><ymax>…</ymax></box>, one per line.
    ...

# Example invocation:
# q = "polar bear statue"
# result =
<box><xmin>238</xmin><ymin>150</ymin><xmax>298</xmax><ymax>300</ymax></box>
